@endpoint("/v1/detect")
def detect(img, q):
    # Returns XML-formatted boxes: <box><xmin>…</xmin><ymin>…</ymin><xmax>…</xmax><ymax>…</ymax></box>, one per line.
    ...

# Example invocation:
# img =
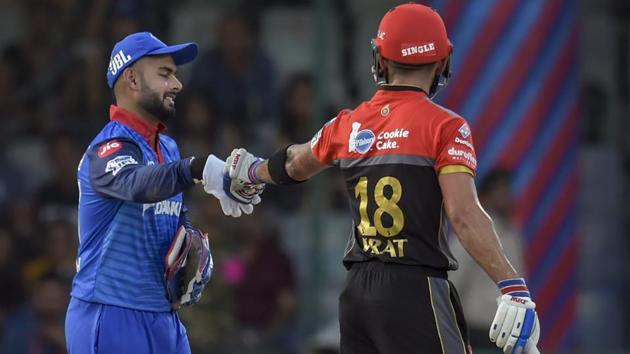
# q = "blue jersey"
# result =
<box><xmin>72</xmin><ymin>105</ymin><xmax>196</xmax><ymax>312</ymax></box>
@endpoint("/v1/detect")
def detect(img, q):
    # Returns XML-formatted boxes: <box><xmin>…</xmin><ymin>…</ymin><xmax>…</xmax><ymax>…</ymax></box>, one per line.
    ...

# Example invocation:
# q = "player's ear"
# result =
<box><xmin>121</xmin><ymin>67</ymin><xmax>140</xmax><ymax>91</ymax></box>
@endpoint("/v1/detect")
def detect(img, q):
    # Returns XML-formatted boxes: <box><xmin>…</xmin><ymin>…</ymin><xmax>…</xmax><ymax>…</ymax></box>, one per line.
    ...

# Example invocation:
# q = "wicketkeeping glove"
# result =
<box><xmin>224</xmin><ymin>148</ymin><xmax>265</xmax><ymax>204</ymax></box>
<box><xmin>490</xmin><ymin>278</ymin><xmax>541</xmax><ymax>354</ymax></box>
<box><xmin>164</xmin><ymin>226</ymin><xmax>213</xmax><ymax>309</ymax></box>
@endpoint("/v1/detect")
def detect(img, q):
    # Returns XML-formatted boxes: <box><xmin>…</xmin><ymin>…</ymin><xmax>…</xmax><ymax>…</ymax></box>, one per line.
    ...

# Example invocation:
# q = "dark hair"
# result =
<box><xmin>385</xmin><ymin>59</ymin><xmax>436</xmax><ymax>73</ymax></box>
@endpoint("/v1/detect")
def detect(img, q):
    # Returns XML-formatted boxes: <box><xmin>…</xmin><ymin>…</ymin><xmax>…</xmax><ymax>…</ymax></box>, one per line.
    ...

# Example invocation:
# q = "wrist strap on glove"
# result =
<box><xmin>497</xmin><ymin>277</ymin><xmax>531</xmax><ymax>298</ymax></box>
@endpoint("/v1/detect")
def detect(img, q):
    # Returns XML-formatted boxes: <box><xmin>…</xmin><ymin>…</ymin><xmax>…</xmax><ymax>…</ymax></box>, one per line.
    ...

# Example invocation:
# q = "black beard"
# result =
<box><xmin>138</xmin><ymin>88</ymin><xmax>176</xmax><ymax>123</ymax></box>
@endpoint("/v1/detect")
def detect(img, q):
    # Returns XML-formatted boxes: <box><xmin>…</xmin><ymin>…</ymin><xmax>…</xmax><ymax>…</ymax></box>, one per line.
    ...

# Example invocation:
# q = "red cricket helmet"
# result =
<box><xmin>373</xmin><ymin>2</ymin><xmax>452</xmax><ymax>65</ymax></box>
<box><xmin>371</xmin><ymin>3</ymin><xmax>453</xmax><ymax>95</ymax></box>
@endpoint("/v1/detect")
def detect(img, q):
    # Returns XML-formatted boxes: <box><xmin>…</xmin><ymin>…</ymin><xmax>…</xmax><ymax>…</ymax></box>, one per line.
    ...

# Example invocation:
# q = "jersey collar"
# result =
<box><xmin>109</xmin><ymin>105</ymin><xmax>167</xmax><ymax>144</ymax></box>
<box><xmin>377</xmin><ymin>84</ymin><xmax>428</xmax><ymax>95</ymax></box>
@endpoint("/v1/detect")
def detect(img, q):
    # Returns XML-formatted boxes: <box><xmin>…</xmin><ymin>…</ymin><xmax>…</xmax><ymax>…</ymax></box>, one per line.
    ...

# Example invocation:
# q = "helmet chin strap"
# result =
<box><xmin>428</xmin><ymin>55</ymin><xmax>452</xmax><ymax>98</ymax></box>
<box><xmin>371</xmin><ymin>40</ymin><xmax>387</xmax><ymax>85</ymax></box>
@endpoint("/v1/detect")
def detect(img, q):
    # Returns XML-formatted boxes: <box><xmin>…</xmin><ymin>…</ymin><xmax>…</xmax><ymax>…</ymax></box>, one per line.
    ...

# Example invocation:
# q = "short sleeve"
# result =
<box><xmin>434</xmin><ymin>117</ymin><xmax>477</xmax><ymax>175</ymax></box>
<box><xmin>310</xmin><ymin>110</ymin><xmax>349</xmax><ymax>165</ymax></box>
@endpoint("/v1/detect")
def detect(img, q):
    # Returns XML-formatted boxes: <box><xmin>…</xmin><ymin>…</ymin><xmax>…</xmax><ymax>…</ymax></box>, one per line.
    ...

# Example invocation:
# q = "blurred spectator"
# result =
<box><xmin>448</xmin><ymin>169</ymin><xmax>525</xmax><ymax>350</ymax></box>
<box><xmin>3</xmin><ymin>199</ymin><xmax>42</xmax><ymax>264</ymax></box>
<box><xmin>302</xmin><ymin>320</ymin><xmax>340</xmax><ymax>354</ymax></box>
<box><xmin>174</xmin><ymin>93</ymin><xmax>217</xmax><ymax>155</ymax></box>
<box><xmin>188</xmin><ymin>9</ymin><xmax>278</xmax><ymax>153</ymax></box>
<box><xmin>1</xmin><ymin>44</ymin><xmax>51</xmax><ymax>194</ymax></box>
<box><xmin>104</xmin><ymin>0</ymin><xmax>172</xmax><ymax>45</ymax></box>
<box><xmin>227</xmin><ymin>213</ymin><xmax>298</xmax><ymax>354</ymax></box>
<box><xmin>265</xmin><ymin>72</ymin><xmax>346</xmax><ymax>212</ymax></box>
<box><xmin>107</xmin><ymin>0</ymin><xmax>149</xmax><ymax>43</ymax></box>
<box><xmin>0</xmin><ymin>227</ymin><xmax>26</xmax><ymax>335</ymax></box>
<box><xmin>265</xmin><ymin>72</ymin><xmax>317</xmax><ymax>211</ymax></box>
<box><xmin>580</xmin><ymin>82</ymin><xmax>607</xmax><ymax>145</ymax></box>
<box><xmin>275</xmin><ymin>73</ymin><xmax>318</xmax><ymax>147</ymax></box>
<box><xmin>36</xmin><ymin>132</ymin><xmax>82</xmax><ymax>225</ymax></box>
<box><xmin>0</xmin><ymin>45</ymin><xmax>34</xmax><ymax>138</ymax></box>
<box><xmin>22</xmin><ymin>220</ymin><xmax>77</xmax><ymax>285</ymax></box>
<box><xmin>0</xmin><ymin>155</ymin><xmax>26</xmax><ymax>213</ymax></box>
<box><xmin>1</xmin><ymin>272</ymin><xmax>69</xmax><ymax>354</ymax></box>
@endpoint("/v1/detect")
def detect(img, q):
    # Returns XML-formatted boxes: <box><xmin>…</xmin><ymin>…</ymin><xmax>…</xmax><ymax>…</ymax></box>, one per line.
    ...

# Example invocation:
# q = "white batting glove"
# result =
<box><xmin>224</xmin><ymin>148</ymin><xmax>265</xmax><ymax>204</ymax></box>
<box><xmin>201</xmin><ymin>155</ymin><xmax>254</xmax><ymax>217</ymax></box>
<box><xmin>490</xmin><ymin>279</ymin><xmax>541</xmax><ymax>354</ymax></box>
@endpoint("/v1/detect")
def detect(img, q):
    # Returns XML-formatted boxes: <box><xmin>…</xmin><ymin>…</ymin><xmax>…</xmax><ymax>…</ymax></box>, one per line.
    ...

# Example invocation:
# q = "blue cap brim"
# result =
<box><xmin>148</xmin><ymin>42</ymin><xmax>198</xmax><ymax>65</ymax></box>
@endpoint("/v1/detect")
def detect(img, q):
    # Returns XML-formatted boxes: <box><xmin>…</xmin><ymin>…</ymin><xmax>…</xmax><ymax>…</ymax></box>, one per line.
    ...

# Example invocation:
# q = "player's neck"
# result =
<box><xmin>388</xmin><ymin>76</ymin><xmax>432</xmax><ymax>93</ymax></box>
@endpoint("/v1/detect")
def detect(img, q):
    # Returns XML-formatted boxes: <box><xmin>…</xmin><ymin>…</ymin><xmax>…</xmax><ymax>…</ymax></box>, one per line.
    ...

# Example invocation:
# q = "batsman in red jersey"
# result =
<box><xmin>224</xmin><ymin>4</ymin><xmax>540</xmax><ymax>354</ymax></box>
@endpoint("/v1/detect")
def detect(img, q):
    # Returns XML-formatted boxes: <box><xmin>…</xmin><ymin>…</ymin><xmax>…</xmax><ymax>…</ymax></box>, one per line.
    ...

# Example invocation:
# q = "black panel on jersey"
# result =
<box><xmin>341</xmin><ymin>162</ymin><xmax>458</xmax><ymax>271</ymax></box>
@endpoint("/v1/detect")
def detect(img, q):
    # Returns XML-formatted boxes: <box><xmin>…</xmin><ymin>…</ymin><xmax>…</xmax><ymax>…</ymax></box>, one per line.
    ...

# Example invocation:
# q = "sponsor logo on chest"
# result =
<box><xmin>349</xmin><ymin>122</ymin><xmax>410</xmax><ymax>153</ymax></box>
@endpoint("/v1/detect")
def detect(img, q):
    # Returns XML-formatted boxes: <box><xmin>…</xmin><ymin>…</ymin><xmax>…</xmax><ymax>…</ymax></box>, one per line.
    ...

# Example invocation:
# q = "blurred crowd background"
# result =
<box><xmin>0</xmin><ymin>0</ymin><xmax>627</xmax><ymax>353</ymax></box>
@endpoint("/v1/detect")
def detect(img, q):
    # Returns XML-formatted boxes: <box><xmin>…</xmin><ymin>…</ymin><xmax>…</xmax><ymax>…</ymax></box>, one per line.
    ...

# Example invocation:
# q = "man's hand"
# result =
<box><xmin>490</xmin><ymin>279</ymin><xmax>540</xmax><ymax>354</ymax></box>
<box><xmin>224</xmin><ymin>148</ymin><xmax>265</xmax><ymax>204</ymax></box>
<box><xmin>202</xmin><ymin>154</ymin><xmax>258</xmax><ymax>217</ymax></box>
<box><xmin>164</xmin><ymin>226</ymin><xmax>213</xmax><ymax>309</ymax></box>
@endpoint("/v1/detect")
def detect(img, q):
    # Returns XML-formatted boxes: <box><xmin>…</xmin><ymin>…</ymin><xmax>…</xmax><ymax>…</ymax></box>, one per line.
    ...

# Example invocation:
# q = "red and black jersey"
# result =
<box><xmin>311</xmin><ymin>85</ymin><xmax>477</xmax><ymax>271</ymax></box>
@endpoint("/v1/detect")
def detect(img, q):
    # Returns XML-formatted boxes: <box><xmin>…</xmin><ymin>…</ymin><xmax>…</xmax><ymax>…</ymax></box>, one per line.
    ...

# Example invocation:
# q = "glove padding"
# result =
<box><xmin>164</xmin><ymin>226</ymin><xmax>213</xmax><ymax>309</ymax></box>
<box><xmin>202</xmin><ymin>154</ymin><xmax>256</xmax><ymax>217</ymax></box>
<box><xmin>222</xmin><ymin>174</ymin><xmax>264</xmax><ymax>204</ymax></box>
<box><xmin>224</xmin><ymin>148</ymin><xmax>265</xmax><ymax>204</ymax></box>
<box><xmin>490</xmin><ymin>294</ymin><xmax>540</xmax><ymax>354</ymax></box>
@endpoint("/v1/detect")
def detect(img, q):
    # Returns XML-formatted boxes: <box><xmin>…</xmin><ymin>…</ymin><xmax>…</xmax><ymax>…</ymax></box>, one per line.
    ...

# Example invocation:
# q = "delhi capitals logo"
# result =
<box><xmin>349</xmin><ymin>122</ymin><xmax>375</xmax><ymax>154</ymax></box>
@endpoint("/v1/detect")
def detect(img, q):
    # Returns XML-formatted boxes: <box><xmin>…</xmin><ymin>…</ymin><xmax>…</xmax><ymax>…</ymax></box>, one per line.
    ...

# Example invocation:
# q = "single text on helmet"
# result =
<box><xmin>401</xmin><ymin>43</ymin><xmax>436</xmax><ymax>57</ymax></box>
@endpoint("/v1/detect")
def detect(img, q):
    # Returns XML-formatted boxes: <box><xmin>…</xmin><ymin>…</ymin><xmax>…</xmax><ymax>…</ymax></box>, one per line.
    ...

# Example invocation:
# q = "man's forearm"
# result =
<box><xmin>450</xmin><ymin>203</ymin><xmax>519</xmax><ymax>282</ymax></box>
<box><xmin>253</xmin><ymin>143</ymin><xmax>324</xmax><ymax>184</ymax></box>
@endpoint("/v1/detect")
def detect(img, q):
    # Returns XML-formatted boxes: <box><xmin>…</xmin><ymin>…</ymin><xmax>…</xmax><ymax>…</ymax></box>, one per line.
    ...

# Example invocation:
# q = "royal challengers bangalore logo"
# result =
<box><xmin>380</xmin><ymin>104</ymin><xmax>390</xmax><ymax>117</ymax></box>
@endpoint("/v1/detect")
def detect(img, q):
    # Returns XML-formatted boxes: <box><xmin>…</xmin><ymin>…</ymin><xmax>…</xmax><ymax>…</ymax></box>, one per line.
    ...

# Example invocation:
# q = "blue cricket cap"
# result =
<box><xmin>106</xmin><ymin>32</ymin><xmax>198</xmax><ymax>88</ymax></box>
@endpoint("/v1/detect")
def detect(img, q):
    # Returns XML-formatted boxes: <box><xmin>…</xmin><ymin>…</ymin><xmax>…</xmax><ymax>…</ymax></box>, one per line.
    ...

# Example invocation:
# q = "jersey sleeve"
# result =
<box><xmin>88</xmin><ymin>137</ymin><xmax>195</xmax><ymax>203</ymax></box>
<box><xmin>434</xmin><ymin>117</ymin><xmax>478</xmax><ymax>175</ymax></box>
<box><xmin>310</xmin><ymin>110</ymin><xmax>349</xmax><ymax>165</ymax></box>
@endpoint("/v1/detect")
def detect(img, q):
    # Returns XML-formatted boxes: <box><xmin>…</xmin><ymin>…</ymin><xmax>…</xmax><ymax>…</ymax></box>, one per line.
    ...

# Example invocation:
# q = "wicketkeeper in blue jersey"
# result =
<box><xmin>65</xmin><ymin>32</ymin><xmax>264</xmax><ymax>354</ymax></box>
